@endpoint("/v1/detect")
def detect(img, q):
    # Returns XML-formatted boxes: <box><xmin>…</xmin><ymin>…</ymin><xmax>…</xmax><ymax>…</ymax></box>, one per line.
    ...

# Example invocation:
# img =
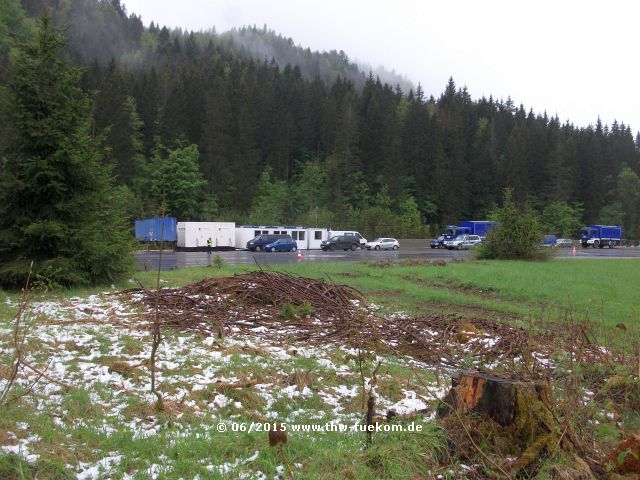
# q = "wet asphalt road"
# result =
<box><xmin>135</xmin><ymin>241</ymin><xmax>640</xmax><ymax>271</ymax></box>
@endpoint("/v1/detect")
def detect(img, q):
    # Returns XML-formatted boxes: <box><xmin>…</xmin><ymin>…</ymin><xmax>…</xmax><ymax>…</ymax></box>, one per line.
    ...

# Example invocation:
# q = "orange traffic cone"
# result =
<box><xmin>297</xmin><ymin>250</ymin><xmax>302</xmax><ymax>262</ymax></box>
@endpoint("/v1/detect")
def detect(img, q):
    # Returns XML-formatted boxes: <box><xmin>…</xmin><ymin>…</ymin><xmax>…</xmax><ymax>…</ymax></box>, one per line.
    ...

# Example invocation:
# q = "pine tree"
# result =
<box><xmin>147</xmin><ymin>143</ymin><xmax>207</xmax><ymax>220</ymax></box>
<box><xmin>0</xmin><ymin>13</ymin><xmax>133</xmax><ymax>288</ymax></box>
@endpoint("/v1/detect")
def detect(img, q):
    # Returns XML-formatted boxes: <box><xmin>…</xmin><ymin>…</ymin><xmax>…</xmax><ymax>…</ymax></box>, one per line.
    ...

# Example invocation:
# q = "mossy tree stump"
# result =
<box><xmin>437</xmin><ymin>371</ymin><xmax>567</xmax><ymax>475</ymax></box>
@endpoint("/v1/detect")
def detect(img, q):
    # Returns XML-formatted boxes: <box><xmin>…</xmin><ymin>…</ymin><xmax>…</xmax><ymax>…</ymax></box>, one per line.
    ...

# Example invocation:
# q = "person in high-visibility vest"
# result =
<box><xmin>207</xmin><ymin>237</ymin><xmax>212</xmax><ymax>255</ymax></box>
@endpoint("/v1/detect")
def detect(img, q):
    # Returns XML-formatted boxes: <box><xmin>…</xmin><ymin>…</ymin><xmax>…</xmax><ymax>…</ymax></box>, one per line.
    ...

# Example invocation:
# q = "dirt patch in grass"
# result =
<box><xmin>0</xmin><ymin>428</ymin><xmax>17</xmax><ymax>446</ymax></box>
<box><xmin>285</xmin><ymin>369</ymin><xmax>316</xmax><ymax>390</ymax></box>
<box><xmin>224</xmin><ymin>344</ymin><xmax>270</xmax><ymax>357</ymax></box>
<box><xmin>223</xmin><ymin>388</ymin><xmax>266</xmax><ymax>411</ymax></box>
<box><xmin>59</xmin><ymin>340</ymin><xmax>92</xmax><ymax>355</ymax></box>
<box><xmin>401</xmin><ymin>274</ymin><xmax>506</xmax><ymax>301</ymax></box>
<box><xmin>415</xmin><ymin>301</ymin><xmax>523</xmax><ymax>323</ymax></box>
<box><xmin>94</xmin><ymin>357</ymin><xmax>148</xmax><ymax>378</ymax></box>
<box><xmin>0</xmin><ymin>364</ymin><xmax>15</xmax><ymax>380</ymax></box>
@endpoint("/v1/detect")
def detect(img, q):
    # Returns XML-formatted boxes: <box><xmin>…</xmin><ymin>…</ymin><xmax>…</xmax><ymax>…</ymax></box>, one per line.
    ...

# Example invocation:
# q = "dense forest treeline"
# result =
<box><xmin>2</xmin><ymin>0</ymin><xmax>640</xmax><ymax>241</ymax></box>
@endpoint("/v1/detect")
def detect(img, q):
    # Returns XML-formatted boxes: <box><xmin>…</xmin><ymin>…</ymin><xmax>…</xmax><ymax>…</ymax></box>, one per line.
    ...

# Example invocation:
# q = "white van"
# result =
<box><xmin>327</xmin><ymin>230</ymin><xmax>367</xmax><ymax>248</ymax></box>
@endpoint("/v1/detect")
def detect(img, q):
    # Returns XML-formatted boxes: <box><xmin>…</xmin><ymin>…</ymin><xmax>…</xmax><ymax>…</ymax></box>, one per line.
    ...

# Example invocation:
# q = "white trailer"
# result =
<box><xmin>306</xmin><ymin>228</ymin><xmax>329</xmax><ymax>249</ymax></box>
<box><xmin>177</xmin><ymin>222</ymin><xmax>236</xmax><ymax>250</ymax></box>
<box><xmin>235</xmin><ymin>225</ymin><xmax>315</xmax><ymax>249</ymax></box>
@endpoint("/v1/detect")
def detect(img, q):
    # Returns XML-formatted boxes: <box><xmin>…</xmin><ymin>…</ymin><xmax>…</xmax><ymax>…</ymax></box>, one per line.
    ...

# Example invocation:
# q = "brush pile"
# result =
<box><xmin>123</xmin><ymin>271</ymin><xmax>373</xmax><ymax>343</ymax></box>
<box><xmin>122</xmin><ymin>272</ymin><xmax>614</xmax><ymax>373</ymax></box>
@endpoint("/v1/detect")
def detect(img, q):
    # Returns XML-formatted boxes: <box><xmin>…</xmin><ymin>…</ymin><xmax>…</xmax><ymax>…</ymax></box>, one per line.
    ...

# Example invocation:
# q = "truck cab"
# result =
<box><xmin>443</xmin><ymin>225</ymin><xmax>467</xmax><ymax>240</ymax></box>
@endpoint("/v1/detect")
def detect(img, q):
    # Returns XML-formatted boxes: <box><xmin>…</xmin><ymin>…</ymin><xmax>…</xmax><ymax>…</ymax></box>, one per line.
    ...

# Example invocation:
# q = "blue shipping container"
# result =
<box><xmin>134</xmin><ymin>217</ymin><xmax>177</xmax><ymax>242</ymax></box>
<box><xmin>458</xmin><ymin>221</ymin><xmax>498</xmax><ymax>237</ymax></box>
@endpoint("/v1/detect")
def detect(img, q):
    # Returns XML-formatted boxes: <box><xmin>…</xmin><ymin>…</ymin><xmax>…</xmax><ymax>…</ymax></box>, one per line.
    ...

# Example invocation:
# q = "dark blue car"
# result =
<box><xmin>265</xmin><ymin>238</ymin><xmax>298</xmax><ymax>252</ymax></box>
<box><xmin>430</xmin><ymin>235</ymin><xmax>445</xmax><ymax>249</ymax></box>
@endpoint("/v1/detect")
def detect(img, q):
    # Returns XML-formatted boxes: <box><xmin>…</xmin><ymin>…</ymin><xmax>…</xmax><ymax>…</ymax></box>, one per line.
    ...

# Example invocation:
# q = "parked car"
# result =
<box><xmin>365</xmin><ymin>238</ymin><xmax>399</xmax><ymax>250</ymax></box>
<box><xmin>430</xmin><ymin>235</ymin><xmax>445</xmax><ymax>249</ymax></box>
<box><xmin>556</xmin><ymin>238</ymin><xmax>573</xmax><ymax>248</ymax></box>
<box><xmin>320</xmin><ymin>235</ymin><xmax>360</xmax><ymax>251</ymax></box>
<box><xmin>458</xmin><ymin>235</ymin><xmax>482</xmax><ymax>250</ymax></box>
<box><xmin>328</xmin><ymin>230</ymin><xmax>367</xmax><ymax>248</ymax></box>
<box><xmin>540</xmin><ymin>234</ymin><xmax>558</xmax><ymax>248</ymax></box>
<box><xmin>247</xmin><ymin>234</ymin><xmax>291</xmax><ymax>252</ymax></box>
<box><xmin>445</xmin><ymin>234</ymin><xmax>481</xmax><ymax>250</ymax></box>
<box><xmin>265</xmin><ymin>238</ymin><xmax>298</xmax><ymax>252</ymax></box>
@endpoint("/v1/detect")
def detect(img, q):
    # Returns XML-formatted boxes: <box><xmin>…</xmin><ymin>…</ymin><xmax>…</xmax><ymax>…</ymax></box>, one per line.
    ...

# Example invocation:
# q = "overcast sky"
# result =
<box><xmin>122</xmin><ymin>0</ymin><xmax>640</xmax><ymax>133</ymax></box>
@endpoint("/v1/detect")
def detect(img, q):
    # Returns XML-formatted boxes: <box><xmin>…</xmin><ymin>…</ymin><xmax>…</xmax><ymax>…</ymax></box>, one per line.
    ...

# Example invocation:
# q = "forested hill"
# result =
<box><xmin>2</xmin><ymin>0</ymin><xmax>640</xmax><ymax>241</ymax></box>
<box><xmin>224</xmin><ymin>26</ymin><xmax>414</xmax><ymax>93</ymax></box>
<box><xmin>15</xmin><ymin>0</ymin><xmax>412</xmax><ymax>91</ymax></box>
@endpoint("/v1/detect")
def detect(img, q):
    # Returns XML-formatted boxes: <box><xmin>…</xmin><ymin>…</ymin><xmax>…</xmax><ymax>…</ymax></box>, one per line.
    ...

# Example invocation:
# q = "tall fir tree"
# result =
<box><xmin>0</xmin><ymin>13</ymin><xmax>133</xmax><ymax>287</ymax></box>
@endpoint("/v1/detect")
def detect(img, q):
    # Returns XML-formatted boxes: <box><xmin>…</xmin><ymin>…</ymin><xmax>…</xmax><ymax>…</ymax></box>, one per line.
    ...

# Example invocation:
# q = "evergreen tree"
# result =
<box><xmin>248</xmin><ymin>166</ymin><xmax>290</xmax><ymax>224</ymax></box>
<box><xmin>397</xmin><ymin>195</ymin><xmax>425</xmax><ymax>238</ymax></box>
<box><xmin>540</xmin><ymin>201</ymin><xmax>584</xmax><ymax>237</ymax></box>
<box><xmin>477</xmin><ymin>189</ymin><xmax>544</xmax><ymax>260</ymax></box>
<box><xmin>0</xmin><ymin>13</ymin><xmax>133</xmax><ymax>287</ymax></box>
<box><xmin>147</xmin><ymin>143</ymin><xmax>207</xmax><ymax>220</ymax></box>
<box><xmin>615</xmin><ymin>166</ymin><xmax>640</xmax><ymax>240</ymax></box>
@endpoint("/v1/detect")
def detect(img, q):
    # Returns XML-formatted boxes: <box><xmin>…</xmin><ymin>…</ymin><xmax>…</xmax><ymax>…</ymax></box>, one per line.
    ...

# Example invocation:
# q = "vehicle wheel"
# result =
<box><xmin>329</xmin><ymin>244</ymin><xmax>336</xmax><ymax>251</ymax></box>
<box><xmin>292</xmin><ymin>246</ymin><xmax>297</xmax><ymax>252</ymax></box>
<box><xmin>608</xmin><ymin>241</ymin><xmax>613</xmax><ymax>248</ymax></box>
<box><xmin>255</xmin><ymin>246</ymin><xmax>262</xmax><ymax>252</ymax></box>
<box><xmin>351</xmin><ymin>244</ymin><xmax>358</xmax><ymax>251</ymax></box>
<box><xmin>393</xmin><ymin>245</ymin><xmax>399</xmax><ymax>250</ymax></box>
<box><xmin>457</xmin><ymin>245</ymin><xmax>462</xmax><ymax>250</ymax></box>
<box><xmin>374</xmin><ymin>245</ymin><xmax>380</xmax><ymax>251</ymax></box>
<box><xmin>592</xmin><ymin>240</ymin><xmax>599</xmax><ymax>248</ymax></box>
<box><xmin>430</xmin><ymin>245</ymin><xmax>435</xmax><ymax>249</ymax></box>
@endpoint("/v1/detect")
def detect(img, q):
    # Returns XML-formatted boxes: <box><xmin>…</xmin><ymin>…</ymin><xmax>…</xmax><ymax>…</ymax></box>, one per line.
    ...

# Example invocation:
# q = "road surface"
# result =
<box><xmin>135</xmin><ymin>241</ymin><xmax>640</xmax><ymax>271</ymax></box>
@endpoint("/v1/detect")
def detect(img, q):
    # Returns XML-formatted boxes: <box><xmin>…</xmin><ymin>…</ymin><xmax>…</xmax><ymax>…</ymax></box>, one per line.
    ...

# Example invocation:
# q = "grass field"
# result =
<box><xmin>134</xmin><ymin>258</ymin><xmax>640</xmax><ymax>331</ymax></box>
<box><xmin>0</xmin><ymin>258</ymin><xmax>638</xmax><ymax>479</ymax></box>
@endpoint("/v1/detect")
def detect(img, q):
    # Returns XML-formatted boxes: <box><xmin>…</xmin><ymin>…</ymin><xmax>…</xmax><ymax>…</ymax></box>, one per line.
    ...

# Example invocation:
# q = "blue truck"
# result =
<box><xmin>579</xmin><ymin>225</ymin><xmax>622</xmax><ymax>248</ymax></box>
<box><xmin>457</xmin><ymin>221</ymin><xmax>498</xmax><ymax>238</ymax></box>
<box><xmin>134</xmin><ymin>217</ymin><xmax>177</xmax><ymax>243</ymax></box>
<box><xmin>431</xmin><ymin>220</ymin><xmax>498</xmax><ymax>248</ymax></box>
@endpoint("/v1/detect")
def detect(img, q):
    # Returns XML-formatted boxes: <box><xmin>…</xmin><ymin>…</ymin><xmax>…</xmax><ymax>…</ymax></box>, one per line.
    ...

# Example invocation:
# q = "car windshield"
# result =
<box><xmin>372</xmin><ymin>238</ymin><xmax>383</xmax><ymax>242</ymax></box>
<box><xmin>328</xmin><ymin>236</ymin><xmax>339</xmax><ymax>241</ymax></box>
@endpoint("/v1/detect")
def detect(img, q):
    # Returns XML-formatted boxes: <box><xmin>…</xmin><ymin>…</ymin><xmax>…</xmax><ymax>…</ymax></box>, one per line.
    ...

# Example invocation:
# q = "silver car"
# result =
<box><xmin>556</xmin><ymin>238</ymin><xmax>573</xmax><ymax>248</ymax></box>
<box><xmin>459</xmin><ymin>235</ymin><xmax>482</xmax><ymax>249</ymax></box>
<box><xmin>446</xmin><ymin>234</ymin><xmax>482</xmax><ymax>250</ymax></box>
<box><xmin>365</xmin><ymin>238</ymin><xmax>400</xmax><ymax>250</ymax></box>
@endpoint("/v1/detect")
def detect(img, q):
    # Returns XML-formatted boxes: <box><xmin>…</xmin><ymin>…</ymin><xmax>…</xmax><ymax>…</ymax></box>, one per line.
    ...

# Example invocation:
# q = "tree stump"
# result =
<box><xmin>437</xmin><ymin>371</ymin><xmax>551</xmax><ymax>426</ymax></box>
<box><xmin>437</xmin><ymin>371</ymin><xmax>565</xmax><ymax>475</ymax></box>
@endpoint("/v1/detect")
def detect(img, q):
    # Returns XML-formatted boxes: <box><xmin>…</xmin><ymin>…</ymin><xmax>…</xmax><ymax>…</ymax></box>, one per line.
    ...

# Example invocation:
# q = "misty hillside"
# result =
<box><xmin>2</xmin><ymin>0</ymin><xmax>640</xmax><ymax>243</ymax></box>
<box><xmin>224</xmin><ymin>25</ymin><xmax>414</xmax><ymax>93</ymax></box>
<box><xmin>15</xmin><ymin>0</ymin><xmax>412</xmax><ymax>93</ymax></box>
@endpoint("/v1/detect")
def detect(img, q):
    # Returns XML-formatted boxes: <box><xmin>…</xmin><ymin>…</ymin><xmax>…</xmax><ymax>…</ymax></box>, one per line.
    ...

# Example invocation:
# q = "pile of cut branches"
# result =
<box><xmin>122</xmin><ymin>271</ymin><xmax>372</xmax><ymax>344</ymax></box>
<box><xmin>121</xmin><ymin>272</ymin><xmax>620</xmax><ymax>371</ymax></box>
